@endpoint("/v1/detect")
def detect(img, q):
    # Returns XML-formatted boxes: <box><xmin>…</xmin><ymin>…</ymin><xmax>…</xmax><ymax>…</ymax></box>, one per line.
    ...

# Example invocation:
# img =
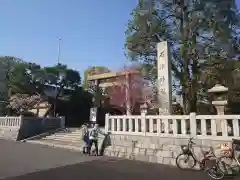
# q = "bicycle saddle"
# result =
<box><xmin>203</xmin><ymin>150</ymin><xmax>212</xmax><ymax>155</ymax></box>
<box><xmin>203</xmin><ymin>150</ymin><xmax>210</xmax><ymax>154</ymax></box>
<box><xmin>202</xmin><ymin>149</ymin><xmax>215</xmax><ymax>157</ymax></box>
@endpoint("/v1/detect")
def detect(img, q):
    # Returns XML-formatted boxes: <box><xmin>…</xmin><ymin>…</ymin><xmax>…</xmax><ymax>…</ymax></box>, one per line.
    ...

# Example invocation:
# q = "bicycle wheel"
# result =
<box><xmin>217</xmin><ymin>156</ymin><xmax>240</xmax><ymax>175</ymax></box>
<box><xmin>176</xmin><ymin>153</ymin><xmax>196</xmax><ymax>169</ymax></box>
<box><xmin>205</xmin><ymin>166</ymin><xmax>224</xmax><ymax>180</ymax></box>
<box><xmin>199</xmin><ymin>158</ymin><xmax>207</xmax><ymax>170</ymax></box>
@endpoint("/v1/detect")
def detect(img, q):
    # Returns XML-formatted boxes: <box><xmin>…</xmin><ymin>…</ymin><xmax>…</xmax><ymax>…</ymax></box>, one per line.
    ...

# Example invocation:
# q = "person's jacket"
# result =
<box><xmin>89</xmin><ymin>128</ymin><xmax>104</xmax><ymax>140</ymax></box>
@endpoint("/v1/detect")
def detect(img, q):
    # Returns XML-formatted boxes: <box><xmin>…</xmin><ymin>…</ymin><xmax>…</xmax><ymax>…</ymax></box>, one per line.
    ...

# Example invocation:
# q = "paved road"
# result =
<box><xmin>0</xmin><ymin>139</ymin><xmax>210</xmax><ymax>180</ymax></box>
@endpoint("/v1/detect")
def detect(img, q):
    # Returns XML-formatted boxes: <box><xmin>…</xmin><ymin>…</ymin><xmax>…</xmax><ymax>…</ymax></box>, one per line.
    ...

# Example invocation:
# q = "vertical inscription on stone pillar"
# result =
<box><xmin>157</xmin><ymin>41</ymin><xmax>172</xmax><ymax>114</ymax></box>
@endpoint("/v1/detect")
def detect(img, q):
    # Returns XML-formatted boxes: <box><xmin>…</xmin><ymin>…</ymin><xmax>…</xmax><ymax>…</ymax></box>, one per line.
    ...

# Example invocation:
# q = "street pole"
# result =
<box><xmin>57</xmin><ymin>38</ymin><xmax>61</xmax><ymax>64</ymax></box>
<box><xmin>54</xmin><ymin>37</ymin><xmax>61</xmax><ymax>116</ymax></box>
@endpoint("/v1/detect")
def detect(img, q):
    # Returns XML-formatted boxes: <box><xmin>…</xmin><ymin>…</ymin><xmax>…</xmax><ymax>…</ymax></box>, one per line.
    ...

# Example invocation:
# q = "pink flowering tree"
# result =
<box><xmin>107</xmin><ymin>66</ymin><xmax>154</xmax><ymax>114</ymax></box>
<box><xmin>7</xmin><ymin>93</ymin><xmax>42</xmax><ymax>114</ymax></box>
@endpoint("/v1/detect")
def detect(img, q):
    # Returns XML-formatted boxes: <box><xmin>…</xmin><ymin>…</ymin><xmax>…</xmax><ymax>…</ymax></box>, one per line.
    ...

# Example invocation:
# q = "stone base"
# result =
<box><xmin>102</xmin><ymin>134</ymin><xmax>231</xmax><ymax>168</ymax></box>
<box><xmin>0</xmin><ymin>127</ymin><xmax>20</xmax><ymax>140</ymax></box>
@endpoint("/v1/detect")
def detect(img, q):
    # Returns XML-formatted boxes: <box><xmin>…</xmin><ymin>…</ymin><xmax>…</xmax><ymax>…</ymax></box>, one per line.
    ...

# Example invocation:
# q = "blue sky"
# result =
<box><xmin>0</xmin><ymin>0</ymin><xmax>136</xmax><ymax>76</ymax></box>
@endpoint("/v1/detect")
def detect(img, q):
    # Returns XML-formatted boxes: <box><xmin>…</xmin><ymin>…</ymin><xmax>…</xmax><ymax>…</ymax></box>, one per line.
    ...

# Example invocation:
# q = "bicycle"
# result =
<box><xmin>176</xmin><ymin>137</ymin><xmax>224</xmax><ymax>179</ymax></box>
<box><xmin>217</xmin><ymin>139</ymin><xmax>240</xmax><ymax>175</ymax></box>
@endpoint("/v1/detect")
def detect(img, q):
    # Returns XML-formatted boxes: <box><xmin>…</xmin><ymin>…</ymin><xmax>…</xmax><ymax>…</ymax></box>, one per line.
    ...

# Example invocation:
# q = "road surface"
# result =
<box><xmin>0</xmin><ymin>139</ymin><xmax>210</xmax><ymax>180</ymax></box>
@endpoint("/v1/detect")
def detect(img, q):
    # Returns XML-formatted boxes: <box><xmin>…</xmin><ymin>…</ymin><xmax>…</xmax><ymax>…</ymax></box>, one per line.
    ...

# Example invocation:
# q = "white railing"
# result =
<box><xmin>0</xmin><ymin>116</ymin><xmax>22</xmax><ymax>127</ymax></box>
<box><xmin>105</xmin><ymin>113</ymin><xmax>240</xmax><ymax>140</ymax></box>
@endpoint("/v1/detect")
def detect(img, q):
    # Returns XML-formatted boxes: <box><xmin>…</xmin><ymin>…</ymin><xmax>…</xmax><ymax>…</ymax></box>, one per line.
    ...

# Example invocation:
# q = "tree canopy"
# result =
<box><xmin>0</xmin><ymin>56</ymin><xmax>26</xmax><ymax>114</ymax></box>
<box><xmin>125</xmin><ymin>0</ymin><xmax>240</xmax><ymax>114</ymax></box>
<box><xmin>0</xmin><ymin>57</ymin><xmax>82</xmax><ymax>115</ymax></box>
<box><xmin>8</xmin><ymin>62</ymin><xmax>81</xmax><ymax>96</ymax></box>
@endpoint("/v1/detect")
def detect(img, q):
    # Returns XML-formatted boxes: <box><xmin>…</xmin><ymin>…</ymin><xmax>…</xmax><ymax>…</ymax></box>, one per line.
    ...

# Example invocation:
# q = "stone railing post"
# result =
<box><xmin>60</xmin><ymin>116</ymin><xmax>65</xmax><ymax>128</ymax></box>
<box><xmin>141</xmin><ymin>112</ymin><xmax>146</xmax><ymax>135</ymax></box>
<box><xmin>105</xmin><ymin>113</ymin><xmax>109</xmax><ymax>133</ymax></box>
<box><xmin>2</xmin><ymin>117</ymin><xmax>6</xmax><ymax>126</ymax></box>
<box><xmin>190</xmin><ymin>112</ymin><xmax>197</xmax><ymax>136</ymax></box>
<box><xmin>19</xmin><ymin>115</ymin><xmax>24</xmax><ymax>127</ymax></box>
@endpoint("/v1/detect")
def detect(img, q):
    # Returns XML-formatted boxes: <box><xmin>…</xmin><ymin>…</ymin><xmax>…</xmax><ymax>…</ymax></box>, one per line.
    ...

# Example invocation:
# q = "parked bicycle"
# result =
<box><xmin>217</xmin><ymin>138</ymin><xmax>240</xmax><ymax>175</ymax></box>
<box><xmin>176</xmin><ymin>137</ymin><xmax>224</xmax><ymax>179</ymax></box>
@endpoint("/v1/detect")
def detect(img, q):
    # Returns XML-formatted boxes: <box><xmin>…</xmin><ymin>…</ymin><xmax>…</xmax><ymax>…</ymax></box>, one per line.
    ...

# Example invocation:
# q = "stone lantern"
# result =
<box><xmin>140</xmin><ymin>103</ymin><xmax>148</xmax><ymax>115</ymax></box>
<box><xmin>140</xmin><ymin>102</ymin><xmax>150</xmax><ymax>132</ymax></box>
<box><xmin>208</xmin><ymin>84</ymin><xmax>228</xmax><ymax>134</ymax></box>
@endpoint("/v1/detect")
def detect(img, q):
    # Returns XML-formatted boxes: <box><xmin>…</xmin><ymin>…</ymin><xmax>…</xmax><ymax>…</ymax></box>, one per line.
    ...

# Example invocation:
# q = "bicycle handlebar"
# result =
<box><xmin>188</xmin><ymin>137</ymin><xmax>196</xmax><ymax>145</ymax></box>
<box><xmin>190</xmin><ymin>140</ymin><xmax>196</xmax><ymax>144</ymax></box>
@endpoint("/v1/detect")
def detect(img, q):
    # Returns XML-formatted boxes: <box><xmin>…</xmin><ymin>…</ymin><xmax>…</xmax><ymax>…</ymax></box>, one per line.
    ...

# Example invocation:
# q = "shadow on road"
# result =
<box><xmin>2</xmin><ymin>158</ymin><xmax>209</xmax><ymax>180</ymax></box>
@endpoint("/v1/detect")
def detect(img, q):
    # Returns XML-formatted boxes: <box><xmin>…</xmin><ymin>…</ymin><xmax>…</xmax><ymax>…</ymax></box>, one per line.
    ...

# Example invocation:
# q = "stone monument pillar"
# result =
<box><xmin>157</xmin><ymin>41</ymin><xmax>172</xmax><ymax>115</ymax></box>
<box><xmin>157</xmin><ymin>41</ymin><xmax>172</xmax><ymax>133</ymax></box>
<box><xmin>208</xmin><ymin>84</ymin><xmax>228</xmax><ymax>134</ymax></box>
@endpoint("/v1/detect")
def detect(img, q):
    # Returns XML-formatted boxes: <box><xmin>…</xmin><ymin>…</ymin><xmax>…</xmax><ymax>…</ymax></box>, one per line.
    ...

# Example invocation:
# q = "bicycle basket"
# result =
<box><xmin>205</xmin><ymin>159</ymin><xmax>217</xmax><ymax>168</ymax></box>
<box><xmin>220</xmin><ymin>143</ymin><xmax>232</xmax><ymax>151</ymax></box>
<box><xmin>220</xmin><ymin>143</ymin><xmax>232</xmax><ymax>157</ymax></box>
<box><xmin>181</xmin><ymin>145</ymin><xmax>189</xmax><ymax>153</ymax></box>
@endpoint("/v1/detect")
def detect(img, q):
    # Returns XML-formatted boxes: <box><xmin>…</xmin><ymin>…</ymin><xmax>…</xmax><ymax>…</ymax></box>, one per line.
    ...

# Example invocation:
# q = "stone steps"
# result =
<box><xmin>27</xmin><ymin>139</ymin><xmax>82</xmax><ymax>151</ymax></box>
<box><xmin>49</xmin><ymin>133</ymin><xmax>82</xmax><ymax>138</ymax></box>
<box><xmin>44</xmin><ymin>134</ymin><xmax>82</xmax><ymax>139</ymax></box>
<box><xmin>25</xmin><ymin>127</ymin><xmax>106</xmax><ymax>153</ymax></box>
<box><xmin>42</xmin><ymin>130</ymin><xmax>83</xmax><ymax>142</ymax></box>
<box><xmin>42</xmin><ymin>137</ymin><xmax>81</xmax><ymax>143</ymax></box>
<box><xmin>44</xmin><ymin>135</ymin><xmax>82</xmax><ymax>139</ymax></box>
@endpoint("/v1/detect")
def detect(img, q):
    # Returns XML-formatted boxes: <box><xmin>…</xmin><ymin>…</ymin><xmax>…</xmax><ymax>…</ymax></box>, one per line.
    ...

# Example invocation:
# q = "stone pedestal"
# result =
<box><xmin>212</xmin><ymin>101</ymin><xmax>227</xmax><ymax>133</ymax></box>
<box><xmin>208</xmin><ymin>84</ymin><xmax>228</xmax><ymax>134</ymax></box>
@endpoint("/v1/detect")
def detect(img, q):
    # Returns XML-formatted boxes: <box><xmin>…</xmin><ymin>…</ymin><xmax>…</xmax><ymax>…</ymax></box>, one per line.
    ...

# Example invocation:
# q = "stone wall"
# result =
<box><xmin>103</xmin><ymin>113</ymin><xmax>240</xmax><ymax>167</ymax></box>
<box><xmin>103</xmin><ymin>134</ymin><xmax>230</xmax><ymax>168</ymax></box>
<box><xmin>17</xmin><ymin>117</ymin><xmax>65</xmax><ymax>140</ymax></box>
<box><xmin>0</xmin><ymin>116</ymin><xmax>65</xmax><ymax>140</ymax></box>
<box><xmin>0</xmin><ymin>127</ymin><xmax>20</xmax><ymax>140</ymax></box>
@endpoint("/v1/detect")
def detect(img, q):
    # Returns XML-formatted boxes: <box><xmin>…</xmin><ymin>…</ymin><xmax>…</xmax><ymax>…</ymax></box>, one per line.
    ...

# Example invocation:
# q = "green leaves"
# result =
<box><xmin>37</xmin><ymin>63</ymin><xmax>81</xmax><ymax>89</ymax></box>
<box><xmin>125</xmin><ymin>0</ymin><xmax>240</xmax><ymax>114</ymax></box>
<box><xmin>0</xmin><ymin>56</ymin><xmax>81</xmax><ymax>98</ymax></box>
<box><xmin>0</xmin><ymin>56</ymin><xmax>27</xmax><ymax>114</ymax></box>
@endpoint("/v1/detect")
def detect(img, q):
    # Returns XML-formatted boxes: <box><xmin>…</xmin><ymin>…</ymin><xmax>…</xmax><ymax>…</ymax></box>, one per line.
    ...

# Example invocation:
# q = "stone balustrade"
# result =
<box><xmin>0</xmin><ymin>116</ymin><xmax>22</xmax><ymax>127</ymax></box>
<box><xmin>102</xmin><ymin>113</ymin><xmax>240</xmax><ymax>167</ymax></box>
<box><xmin>105</xmin><ymin>113</ymin><xmax>240</xmax><ymax>140</ymax></box>
<box><xmin>0</xmin><ymin>116</ymin><xmax>65</xmax><ymax>140</ymax></box>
